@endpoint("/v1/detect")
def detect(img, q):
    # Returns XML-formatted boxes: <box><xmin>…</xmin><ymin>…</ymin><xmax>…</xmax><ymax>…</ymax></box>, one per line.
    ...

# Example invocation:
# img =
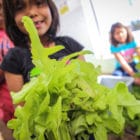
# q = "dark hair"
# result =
<box><xmin>110</xmin><ymin>22</ymin><xmax>134</xmax><ymax>46</ymax></box>
<box><xmin>2</xmin><ymin>0</ymin><xmax>60</xmax><ymax>48</ymax></box>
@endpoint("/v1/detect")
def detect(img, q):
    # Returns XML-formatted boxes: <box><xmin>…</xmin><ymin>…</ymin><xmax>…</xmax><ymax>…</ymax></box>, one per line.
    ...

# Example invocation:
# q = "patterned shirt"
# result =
<box><xmin>0</xmin><ymin>30</ymin><xmax>14</xmax><ymax>63</ymax></box>
<box><xmin>110</xmin><ymin>40</ymin><xmax>138</xmax><ymax>68</ymax></box>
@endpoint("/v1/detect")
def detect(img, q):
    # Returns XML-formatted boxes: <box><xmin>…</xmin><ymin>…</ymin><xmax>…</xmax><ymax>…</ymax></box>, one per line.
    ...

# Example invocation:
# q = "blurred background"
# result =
<box><xmin>54</xmin><ymin>0</ymin><xmax>140</xmax><ymax>74</ymax></box>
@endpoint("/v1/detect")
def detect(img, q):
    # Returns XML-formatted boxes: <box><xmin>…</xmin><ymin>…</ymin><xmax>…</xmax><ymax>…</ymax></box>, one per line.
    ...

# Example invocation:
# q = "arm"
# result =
<box><xmin>114</xmin><ymin>53</ymin><xmax>135</xmax><ymax>76</ymax></box>
<box><xmin>77</xmin><ymin>55</ymin><xmax>85</xmax><ymax>61</ymax></box>
<box><xmin>114</xmin><ymin>52</ymin><xmax>140</xmax><ymax>85</ymax></box>
<box><xmin>4</xmin><ymin>71</ymin><xmax>24</xmax><ymax>92</ymax></box>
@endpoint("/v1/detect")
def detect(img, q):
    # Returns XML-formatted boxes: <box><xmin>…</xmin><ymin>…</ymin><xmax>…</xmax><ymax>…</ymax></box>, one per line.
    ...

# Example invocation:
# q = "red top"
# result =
<box><xmin>0</xmin><ymin>29</ymin><xmax>14</xmax><ymax>123</ymax></box>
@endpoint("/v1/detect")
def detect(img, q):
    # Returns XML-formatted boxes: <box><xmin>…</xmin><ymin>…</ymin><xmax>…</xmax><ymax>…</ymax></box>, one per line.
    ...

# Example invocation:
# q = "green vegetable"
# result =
<box><xmin>8</xmin><ymin>16</ymin><xmax>140</xmax><ymax>140</ymax></box>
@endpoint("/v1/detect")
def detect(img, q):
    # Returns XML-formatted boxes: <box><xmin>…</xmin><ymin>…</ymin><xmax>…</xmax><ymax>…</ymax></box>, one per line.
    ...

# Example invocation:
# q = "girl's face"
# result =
<box><xmin>113</xmin><ymin>27</ymin><xmax>128</xmax><ymax>44</ymax></box>
<box><xmin>14</xmin><ymin>0</ymin><xmax>52</xmax><ymax>37</ymax></box>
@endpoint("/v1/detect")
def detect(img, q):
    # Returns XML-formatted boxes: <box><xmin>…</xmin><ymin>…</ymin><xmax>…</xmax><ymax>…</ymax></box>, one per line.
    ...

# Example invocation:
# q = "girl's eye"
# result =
<box><xmin>15</xmin><ymin>1</ymin><xmax>25</xmax><ymax>12</ymax></box>
<box><xmin>35</xmin><ymin>0</ymin><xmax>47</xmax><ymax>6</ymax></box>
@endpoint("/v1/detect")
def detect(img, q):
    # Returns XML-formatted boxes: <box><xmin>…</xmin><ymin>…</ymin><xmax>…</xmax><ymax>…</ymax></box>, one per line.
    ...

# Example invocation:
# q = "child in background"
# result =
<box><xmin>0</xmin><ymin>0</ymin><xmax>14</xmax><ymax>124</ymax></box>
<box><xmin>110</xmin><ymin>22</ymin><xmax>140</xmax><ymax>85</ymax></box>
<box><xmin>1</xmin><ymin>0</ymin><xmax>85</xmax><ymax>92</ymax></box>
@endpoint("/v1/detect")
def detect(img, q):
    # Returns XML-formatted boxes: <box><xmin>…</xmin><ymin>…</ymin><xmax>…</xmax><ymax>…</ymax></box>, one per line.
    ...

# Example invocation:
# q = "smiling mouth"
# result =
<box><xmin>34</xmin><ymin>20</ymin><xmax>44</xmax><ymax>28</ymax></box>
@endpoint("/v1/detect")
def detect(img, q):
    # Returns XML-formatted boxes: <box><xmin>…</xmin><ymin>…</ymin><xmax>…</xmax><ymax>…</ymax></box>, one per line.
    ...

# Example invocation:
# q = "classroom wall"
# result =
<box><xmin>56</xmin><ymin>0</ymin><xmax>115</xmax><ymax>73</ymax></box>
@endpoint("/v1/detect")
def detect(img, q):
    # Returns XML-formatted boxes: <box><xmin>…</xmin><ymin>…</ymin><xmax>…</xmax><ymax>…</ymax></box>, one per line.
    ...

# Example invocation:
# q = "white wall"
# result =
<box><xmin>58</xmin><ymin>1</ymin><xmax>96</xmax><ymax>63</ymax></box>
<box><xmin>54</xmin><ymin>0</ymin><xmax>140</xmax><ymax>73</ymax></box>
<box><xmin>90</xmin><ymin>0</ymin><xmax>140</xmax><ymax>58</ymax></box>
<box><xmin>54</xmin><ymin>0</ymin><xmax>115</xmax><ymax>73</ymax></box>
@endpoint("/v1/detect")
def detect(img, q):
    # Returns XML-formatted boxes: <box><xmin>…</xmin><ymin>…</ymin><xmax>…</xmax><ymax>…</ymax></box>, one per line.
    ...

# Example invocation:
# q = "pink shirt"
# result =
<box><xmin>120</xmin><ymin>48</ymin><xmax>135</xmax><ymax>62</ymax></box>
<box><xmin>0</xmin><ymin>29</ymin><xmax>14</xmax><ymax>63</ymax></box>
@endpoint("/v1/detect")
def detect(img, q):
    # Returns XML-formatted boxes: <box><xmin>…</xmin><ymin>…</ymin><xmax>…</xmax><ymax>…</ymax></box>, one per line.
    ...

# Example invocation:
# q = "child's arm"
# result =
<box><xmin>77</xmin><ymin>55</ymin><xmax>85</xmax><ymax>61</ymax></box>
<box><xmin>114</xmin><ymin>52</ymin><xmax>140</xmax><ymax>85</ymax></box>
<box><xmin>4</xmin><ymin>71</ymin><xmax>24</xmax><ymax>92</ymax></box>
<box><xmin>114</xmin><ymin>52</ymin><xmax>135</xmax><ymax>76</ymax></box>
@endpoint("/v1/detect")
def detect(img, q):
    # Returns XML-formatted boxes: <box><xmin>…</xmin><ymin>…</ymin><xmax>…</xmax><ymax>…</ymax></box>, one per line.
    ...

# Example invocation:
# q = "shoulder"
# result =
<box><xmin>55</xmin><ymin>36</ymin><xmax>78</xmax><ymax>42</ymax></box>
<box><xmin>131</xmin><ymin>40</ymin><xmax>139</xmax><ymax>47</ymax></box>
<box><xmin>3</xmin><ymin>48</ymin><xmax>20</xmax><ymax>60</ymax></box>
<box><xmin>110</xmin><ymin>45</ymin><xmax>118</xmax><ymax>53</ymax></box>
<box><xmin>110</xmin><ymin>40</ymin><xmax>138</xmax><ymax>53</ymax></box>
<box><xmin>125</xmin><ymin>40</ymin><xmax>138</xmax><ymax>49</ymax></box>
<box><xmin>0</xmin><ymin>47</ymin><xmax>32</xmax><ymax>76</ymax></box>
<box><xmin>5</xmin><ymin>47</ymin><xmax>30</xmax><ymax>58</ymax></box>
<box><xmin>1</xmin><ymin>48</ymin><xmax>30</xmax><ymax>69</ymax></box>
<box><xmin>55</xmin><ymin>36</ymin><xmax>84</xmax><ymax>51</ymax></box>
<box><xmin>49</xmin><ymin>36</ymin><xmax>84</xmax><ymax>60</ymax></box>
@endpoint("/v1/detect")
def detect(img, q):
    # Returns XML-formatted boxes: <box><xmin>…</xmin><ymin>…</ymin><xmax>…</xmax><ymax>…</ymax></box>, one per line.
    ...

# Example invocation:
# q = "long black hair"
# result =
<box><xmin>2</xmin><ymin>0</ymin><xmax>60</xmax><ymax>48</ymax></box>
<box><xmin>110</xmin><ymin>22</ymin><xmax>134</xmax><ymax>46</ymax></box>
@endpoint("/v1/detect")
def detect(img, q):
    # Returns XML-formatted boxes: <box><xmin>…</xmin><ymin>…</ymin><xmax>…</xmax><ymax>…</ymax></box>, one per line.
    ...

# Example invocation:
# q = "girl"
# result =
<box><xmin>0</xmin><ymin>0</ymin><xmax>14</xmax><ymax>124</ymax></box>
<box><xmin>1</xmin><ymin>0</ymin><xmax>85</xmax><ymax>92</ymax></box>
<box><xmin>110</xmin><ymin>22</ymin><xmax>140</xmax><ymax>85</ymax></box>
<box><xmin>0</xmin><ymin>0</ymin><xmax>14</xmax><ymax>139</ymax></box>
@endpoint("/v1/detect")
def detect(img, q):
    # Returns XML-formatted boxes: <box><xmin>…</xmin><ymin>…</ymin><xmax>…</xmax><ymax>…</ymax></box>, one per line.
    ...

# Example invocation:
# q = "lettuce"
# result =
<box><xmin>8</xmin><ymin>16</ymin><xmax>140</xmax><ymax>140</ymax></box>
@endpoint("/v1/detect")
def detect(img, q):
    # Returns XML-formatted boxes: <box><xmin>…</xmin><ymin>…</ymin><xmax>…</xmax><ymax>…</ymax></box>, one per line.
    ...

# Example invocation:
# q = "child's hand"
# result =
<box><xmin>134</xmin><ymin>77</ymin><xmax>140</xmax><ymax>86</ymax></box>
